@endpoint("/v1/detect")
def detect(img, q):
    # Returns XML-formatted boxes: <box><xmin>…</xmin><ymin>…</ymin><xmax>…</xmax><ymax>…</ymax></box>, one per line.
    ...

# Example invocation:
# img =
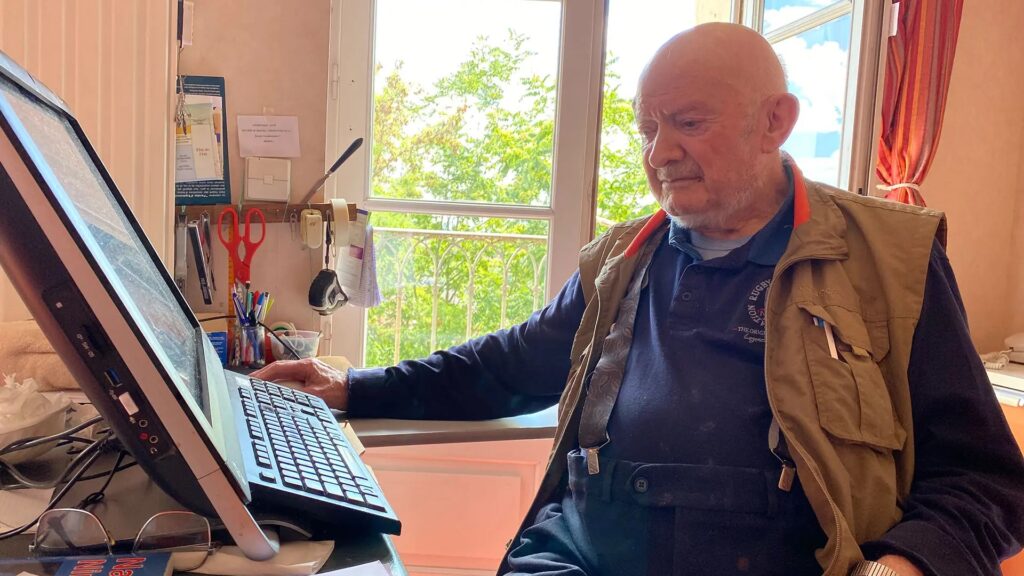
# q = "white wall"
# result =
<box><xmin>920</xmin><ymin>0</ymin><xmax>1024</xmax><ymax>353</ymax></box>
<box><xmin>177</xmin><ymin>0</ymin><xmax>332</xmax><ymax>333</ymax></box>
<box><xmin>0</xmin><ymin>0</ymin><xmax>177</xmax><ymax>321</ymax></box>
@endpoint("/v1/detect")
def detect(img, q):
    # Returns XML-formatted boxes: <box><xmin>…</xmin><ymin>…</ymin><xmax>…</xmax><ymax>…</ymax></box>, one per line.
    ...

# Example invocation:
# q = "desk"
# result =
<box><xmin>0</xmin><ymin>450</ymin><xmax>406</xmax><ymax>575</ymax></box>
<box><xmin>349</xmin><ymin>405</ymin><xmax>558</xmax><ymax>448</ymax></box>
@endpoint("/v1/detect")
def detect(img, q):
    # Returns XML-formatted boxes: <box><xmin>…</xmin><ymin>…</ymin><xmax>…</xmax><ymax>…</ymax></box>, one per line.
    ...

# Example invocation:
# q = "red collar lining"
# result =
<box><xmin>625</xmin><ymin>162</ymin><xmax>810</xmax><ymax>259</ymax></box>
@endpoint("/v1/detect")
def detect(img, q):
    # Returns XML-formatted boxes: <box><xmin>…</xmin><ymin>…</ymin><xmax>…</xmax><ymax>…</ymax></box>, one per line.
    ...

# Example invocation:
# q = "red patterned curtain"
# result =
<box><xmin>876</xmin><ymin>0</ymin><xmax>965</xmax><ymax>206</ymax></box>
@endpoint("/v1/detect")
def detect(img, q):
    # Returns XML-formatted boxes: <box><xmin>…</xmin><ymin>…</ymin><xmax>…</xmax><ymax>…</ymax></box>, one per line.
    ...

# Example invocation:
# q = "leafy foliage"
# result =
<box><xmin>365</xmin><ymin>32</ymin><xmax>655</xmax><ymax>366</ymax></box>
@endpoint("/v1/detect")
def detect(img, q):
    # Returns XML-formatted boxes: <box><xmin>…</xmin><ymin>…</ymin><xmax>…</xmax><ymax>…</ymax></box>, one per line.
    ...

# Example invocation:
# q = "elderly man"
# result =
<box><xmin>253</xmin><ymin>23</ymin><xmax>1024</xmax><ymax>576</ymax></box>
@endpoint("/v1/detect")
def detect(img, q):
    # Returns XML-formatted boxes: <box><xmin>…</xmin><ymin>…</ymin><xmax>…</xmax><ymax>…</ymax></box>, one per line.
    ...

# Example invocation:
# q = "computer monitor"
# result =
<box><xmin>0</xmin><ymin>52</ymin><xmax>276</xmax><ymax>559</ymax></box>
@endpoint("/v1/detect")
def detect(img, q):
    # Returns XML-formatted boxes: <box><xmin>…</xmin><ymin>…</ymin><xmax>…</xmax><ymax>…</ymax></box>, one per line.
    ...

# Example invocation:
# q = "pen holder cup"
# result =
<box><xmin>270</xmin><ymin>330</ymin><xmax>321</xmax><ymax>360</ymax></box>
<box><xmin>238</xmin><ymin>325</ymin><xmax>266</xmax><ymax>369</ymax></box>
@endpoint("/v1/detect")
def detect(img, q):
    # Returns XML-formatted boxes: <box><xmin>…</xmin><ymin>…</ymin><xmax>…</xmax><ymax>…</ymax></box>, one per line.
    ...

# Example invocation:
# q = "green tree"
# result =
<box><xmin>366</xmin><ymin>33</ymin><xmax>652</xmax><ymax>366</ymax></box>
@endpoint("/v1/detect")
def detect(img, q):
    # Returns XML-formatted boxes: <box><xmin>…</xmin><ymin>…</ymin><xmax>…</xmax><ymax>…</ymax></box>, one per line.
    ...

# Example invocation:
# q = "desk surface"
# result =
<box><xmin>348</xmin><ymin>405</ymin><xmax>558</xmax><ymax>448</ymax></box>
<box><xmin>0</xmin><ymin>450</ymin><xmax>406</xmax><ymax>575</ymax></box>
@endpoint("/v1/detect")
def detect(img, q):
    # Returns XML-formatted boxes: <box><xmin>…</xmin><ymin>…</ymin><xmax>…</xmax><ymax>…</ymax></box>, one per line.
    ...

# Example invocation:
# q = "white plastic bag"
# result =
<box><xmin>0</xmin><ymin>373</ymin><xmax>71</xmax><ymax>463</ymax></box>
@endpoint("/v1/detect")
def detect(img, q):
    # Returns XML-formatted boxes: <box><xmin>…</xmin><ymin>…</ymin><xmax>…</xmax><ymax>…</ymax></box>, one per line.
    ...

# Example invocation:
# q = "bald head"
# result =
<box><xmin>638</xmin><ymin>23</ymin><xmax>787</xmax><ymax>109</ymax></box>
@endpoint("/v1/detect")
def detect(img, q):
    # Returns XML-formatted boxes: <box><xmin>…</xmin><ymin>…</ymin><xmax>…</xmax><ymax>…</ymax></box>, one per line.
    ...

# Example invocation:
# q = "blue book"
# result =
<box><xmin>0</xmin><ymin>552</ymin><xmax>173</xmax><ymax>576</ymax></box>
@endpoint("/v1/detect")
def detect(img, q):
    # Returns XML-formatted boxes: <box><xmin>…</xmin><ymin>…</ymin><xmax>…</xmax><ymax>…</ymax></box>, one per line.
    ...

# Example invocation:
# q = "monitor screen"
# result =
<box><xmin>0</xmin><ymin>74</ymin><xmax>209</xmax><ymax>419</ymax></box>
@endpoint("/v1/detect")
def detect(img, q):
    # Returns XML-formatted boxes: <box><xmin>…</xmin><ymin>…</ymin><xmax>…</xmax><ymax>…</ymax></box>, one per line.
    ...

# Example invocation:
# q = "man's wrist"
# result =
<box><xmin>851</xmin><ymin>560</ymin><xmax>902</xmax><ymax>576</ymax></box>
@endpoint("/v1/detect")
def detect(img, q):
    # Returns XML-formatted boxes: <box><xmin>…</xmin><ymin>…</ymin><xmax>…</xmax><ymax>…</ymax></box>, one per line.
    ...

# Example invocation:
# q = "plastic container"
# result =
<box><xmin>269</xmin><ymin>330</ymin><xmax>321</xmax><ymax>360</ymax></box>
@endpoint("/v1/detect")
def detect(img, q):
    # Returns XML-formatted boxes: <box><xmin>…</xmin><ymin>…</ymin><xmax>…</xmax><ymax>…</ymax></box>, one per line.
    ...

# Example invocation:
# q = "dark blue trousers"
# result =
<box><xmin>505</xmin><ymin>451</ymin><xmax>826</xmax><ymax>576</ymax></box>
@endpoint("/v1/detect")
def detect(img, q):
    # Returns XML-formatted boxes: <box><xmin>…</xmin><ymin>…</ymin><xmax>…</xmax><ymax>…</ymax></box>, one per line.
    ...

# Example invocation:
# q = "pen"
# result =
<box><xmin>263</xmin><ymin>295</ymin><xmax>274</xmax><ymax>322</ymax></box>
<box><xmin>231</xmin><ymin>292</ymin><xmax>247</xmax><ymax>325</ymax></box>
<box><xmin>813</xmin><ymin>316</ymin><xmax>839</xmax><ymax>359</ymax></box>
<box><xmin>254</xmin><ymin>292</ymin><xmax>266</xmax><ymax>323</ymax></box>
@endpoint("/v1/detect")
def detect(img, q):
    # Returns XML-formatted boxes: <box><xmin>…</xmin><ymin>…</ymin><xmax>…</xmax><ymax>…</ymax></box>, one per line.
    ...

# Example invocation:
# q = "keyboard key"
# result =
<box><xmin>323</xmin><ymin>482</ymin><xmax>344</xmax><ymax>499</ymax></box>
<box><xmin>256</xmin><ymin>456</ymin><xmax>272</xmax><ymax>469</ymax></box>
<box><xmin>362</xmin><ymin>494</ymin><xmax>387</xmax><ymax>511</ymax></box>
<box><xmin>258</xmin><ymin>471</ymin><xmax>276</xmax><ymax>483</ymax></box>
<box><xmin>282</xmin><ymin>474</ymin><xmax>302</xmax><ymax>489</ymax></box>
<box><xmin>344</xmin><ymin>490</ymin><xmax>365</xmax><ymax>503</ymax></box>
<box><xmin>304</xmin><ymin>479</ymin><xmax>324</xmax><ymax>495</ymax></box>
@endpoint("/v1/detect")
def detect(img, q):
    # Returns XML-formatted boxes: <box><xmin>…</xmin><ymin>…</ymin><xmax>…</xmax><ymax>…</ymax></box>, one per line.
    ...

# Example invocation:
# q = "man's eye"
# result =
<box><xmin>679</xmin><ymin>119</ymin><xmax>703</xmax><ymax>130</ymax></box>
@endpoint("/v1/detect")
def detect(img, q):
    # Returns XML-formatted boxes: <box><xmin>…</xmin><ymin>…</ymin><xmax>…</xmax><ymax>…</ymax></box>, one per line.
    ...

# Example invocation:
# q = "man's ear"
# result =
<box><xmin>762</xmin><ymin>93</ymin><xmax>800</xmax><ymax>152</ymax></box>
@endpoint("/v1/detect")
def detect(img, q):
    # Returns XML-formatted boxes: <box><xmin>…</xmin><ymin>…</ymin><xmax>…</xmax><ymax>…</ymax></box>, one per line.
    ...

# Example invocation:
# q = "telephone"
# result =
<box><xmin>980</xmin><ymin>333</ymin><xmax>1024</xmax><ymax>369</ymax></box>
<box><xmin>1007</xmin><ymin>333</ymin><xmax>1024</xmax><ymax>364</ymax></box>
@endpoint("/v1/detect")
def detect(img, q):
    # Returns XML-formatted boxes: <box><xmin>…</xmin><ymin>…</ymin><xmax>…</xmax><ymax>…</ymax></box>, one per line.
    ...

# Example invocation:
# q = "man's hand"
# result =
<box><xmin>249</xmin><ymin>358</ymin><xmax>350</xmax><ymax>410</ymax></box>
<box><xmin>876</xmin><ymin>555</ymin><xmax>924</xmax><ymax>576</ymax></box>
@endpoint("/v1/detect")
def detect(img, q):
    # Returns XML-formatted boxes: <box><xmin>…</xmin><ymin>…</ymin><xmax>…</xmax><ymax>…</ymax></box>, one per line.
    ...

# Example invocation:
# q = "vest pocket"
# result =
<box><xmin>797</xmin><ymin>303</ymin><xmax>902</xmax><ymax>451</ymax></box>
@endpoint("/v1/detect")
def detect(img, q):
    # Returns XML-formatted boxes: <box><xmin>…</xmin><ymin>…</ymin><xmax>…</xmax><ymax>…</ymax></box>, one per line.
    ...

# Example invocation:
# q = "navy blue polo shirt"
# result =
<box><xmin>604</xmin><ymin>192</ymin><xmax>794</xmax><ymax>468</ymax></box>
<box><xmin>567</xmin><ymin>180</ymin><xmax>827</xmax><ymax>575</ymax></box>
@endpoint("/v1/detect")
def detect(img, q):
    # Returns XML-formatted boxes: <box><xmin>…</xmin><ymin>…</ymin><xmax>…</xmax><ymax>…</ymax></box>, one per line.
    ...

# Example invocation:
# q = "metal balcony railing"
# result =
<box><xmin>366</xmin><ymin>227</ymin><xmax>548</xmax><ymax>366</ymax></box>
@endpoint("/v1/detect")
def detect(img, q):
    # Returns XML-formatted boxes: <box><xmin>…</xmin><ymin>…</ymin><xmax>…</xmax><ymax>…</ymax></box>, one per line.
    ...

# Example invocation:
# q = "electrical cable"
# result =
<box><xmin>75</xmin><ymin>458</ymin><xmax>136</xmax><ymax>483</ymax></box>
<box><xmin>0</xmin><ymin>433</ymin><xmax>111</xmax><ymax>540</ymax></box>
<box><xmin>0</xmin><ymin>449</ymin><xmax>135</xmax><ymax>491</ymax></box>
<box><xmin>76</xmin><ymin>450</ymin><xmax>128</xmax><ymax>509</ymax></box>
<box><xmin>0</xmin><ymin>415</ymin><xmax>109</xmax><ymax>489</ymax></box>
<box><xmin>0</xmin><ymin>415</ymin><xmax>104</xmax><ymax>456</ymax></box>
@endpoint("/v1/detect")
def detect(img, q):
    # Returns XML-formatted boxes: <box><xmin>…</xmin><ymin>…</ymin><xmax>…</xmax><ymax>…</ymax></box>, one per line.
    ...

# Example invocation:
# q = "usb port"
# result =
<box><xmin>103</xmin><ymin>368</ymin><xmax>121</xmax><ymax>388</ymax></box>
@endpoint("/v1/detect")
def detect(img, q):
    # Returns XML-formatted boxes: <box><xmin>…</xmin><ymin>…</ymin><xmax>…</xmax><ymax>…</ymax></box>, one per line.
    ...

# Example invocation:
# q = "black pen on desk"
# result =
<box><xmin>298</xmin><ymin>137</ymin><xmax>363</xmax><ymax>205</ymax></box>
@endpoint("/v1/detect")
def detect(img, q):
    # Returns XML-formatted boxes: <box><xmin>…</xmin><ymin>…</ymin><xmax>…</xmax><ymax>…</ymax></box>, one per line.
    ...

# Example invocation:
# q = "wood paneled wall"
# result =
<box><xmin>0</xmin><ymin>0</ymin><xmax>176</xmax><ymax>321</ymax></box>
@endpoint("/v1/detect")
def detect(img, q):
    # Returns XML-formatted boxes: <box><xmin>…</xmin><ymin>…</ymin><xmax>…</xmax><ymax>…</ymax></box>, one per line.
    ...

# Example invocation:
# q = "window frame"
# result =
<box><xmin>742</xmin><ymin>0</ymin><xmax>886</xmax><ymax>194</ymax></box>
<box><xmin>325</xmin><ymin>0</ymin><xmax>607</xmax><ymax>362</ymax></box>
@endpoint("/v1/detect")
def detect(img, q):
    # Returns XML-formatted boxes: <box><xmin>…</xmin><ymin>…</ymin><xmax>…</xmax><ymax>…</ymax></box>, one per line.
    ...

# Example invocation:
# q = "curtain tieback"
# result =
<box><xmin>875</xmin><ymin>182</ymin><xmax>922</xmax><ymax>192</ymax></box>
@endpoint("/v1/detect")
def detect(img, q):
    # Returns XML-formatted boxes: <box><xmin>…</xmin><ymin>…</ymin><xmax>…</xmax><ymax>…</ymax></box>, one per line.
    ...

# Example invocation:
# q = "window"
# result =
<box><xmin>328</xmin><ymin>0</ymin><xmax>882</xmax><ymax>365</ymax></box>
<box><xmin>329</xmin><ymin>0</ymin><xmax>604</xmax><ymax>364</ymax></box>
<box><xmin>747</xmin><ymin>0</ymin><xmax>884</xmax><ymax>189</ymax></box>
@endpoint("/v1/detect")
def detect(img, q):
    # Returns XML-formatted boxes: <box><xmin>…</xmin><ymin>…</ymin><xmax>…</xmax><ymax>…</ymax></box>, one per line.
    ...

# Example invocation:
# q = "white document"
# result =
<box><xmin>338</xmin><ymin>209</ymin><xmax>368</xmax><ymax>289</ymax></box>
<box><xmin>0</xmin><ymin>486</ymin><xmax>53</xmax><ymax>532</ymax></box>
<box><xmin>175</xmin><ymin>133</ymin><xmax>198</xmax><ymax>182</ymax></box>
<box><xmin>192</xmin><ymin>537</ymin><xmax>334</xmax><ymax>576</ymax></box>
<box><xmin>237</xmin><ymin>115</ymin><xmax>301</xmax><ymax>158</ymax></box>
<box><xmin>184</xmin><ymin>103</ymin><xmax>219</xmax><ymax>181</ymax></box>
<box><xmin>346</xmin><ymin>225</ymin><xmax>381</xmax><ymax>308</ymax></box>
<box><xmin>319</xmin><ymin>560</ymin><xmax>391</xmax><ymax>576</ymax></box>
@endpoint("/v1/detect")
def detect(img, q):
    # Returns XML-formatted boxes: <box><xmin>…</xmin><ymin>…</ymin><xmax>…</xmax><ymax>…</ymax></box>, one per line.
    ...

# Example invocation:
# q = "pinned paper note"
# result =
<box><xmin>237</xmin><ymin>115</ymin><xmax>301</xmax><ymax>158</ymax></box>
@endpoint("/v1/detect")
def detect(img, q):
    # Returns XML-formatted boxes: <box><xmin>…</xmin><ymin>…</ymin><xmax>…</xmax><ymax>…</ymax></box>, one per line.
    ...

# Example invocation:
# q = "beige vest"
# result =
<box><xmin>499</xmin><ymin>176</ymin><xmax>946</xmax><ymax>576</ymax></box>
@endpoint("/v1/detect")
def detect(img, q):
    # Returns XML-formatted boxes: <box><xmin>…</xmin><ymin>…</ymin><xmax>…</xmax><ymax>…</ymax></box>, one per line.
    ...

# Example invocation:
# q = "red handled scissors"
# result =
<box><xmin>217</xmin><ymin>207</ymin><xmax>266</xmax><ymax>284</ymax></box>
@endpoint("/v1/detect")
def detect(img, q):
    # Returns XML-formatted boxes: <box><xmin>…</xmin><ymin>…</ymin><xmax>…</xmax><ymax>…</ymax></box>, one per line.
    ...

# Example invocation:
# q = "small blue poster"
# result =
<box><xmin>175</xmin><ymin>75</ymin><xmax>231</xmax><ymax>205</ymax></box>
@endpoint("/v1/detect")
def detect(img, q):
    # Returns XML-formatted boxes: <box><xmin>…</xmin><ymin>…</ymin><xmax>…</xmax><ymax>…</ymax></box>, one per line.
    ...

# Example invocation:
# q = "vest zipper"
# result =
<box><xmin>764</xmin><ymin>252</ymin><xmax>846</xmax><ymax>576</ymax></box>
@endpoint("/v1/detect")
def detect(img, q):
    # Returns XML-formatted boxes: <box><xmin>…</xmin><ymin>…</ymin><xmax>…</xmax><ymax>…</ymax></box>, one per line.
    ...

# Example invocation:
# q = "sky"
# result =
<box><xmin>373</xmin><ymin>0</ymin><xmax>852</xmax><ymax>186</ymax></box>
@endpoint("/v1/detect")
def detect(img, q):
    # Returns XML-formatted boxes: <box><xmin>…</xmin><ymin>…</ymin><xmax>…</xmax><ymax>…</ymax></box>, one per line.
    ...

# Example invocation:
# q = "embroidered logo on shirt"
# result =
<box><xmin>735</xmin><ymin>279</ymin><xmax>771</xmax><ymax>344</ymax></box>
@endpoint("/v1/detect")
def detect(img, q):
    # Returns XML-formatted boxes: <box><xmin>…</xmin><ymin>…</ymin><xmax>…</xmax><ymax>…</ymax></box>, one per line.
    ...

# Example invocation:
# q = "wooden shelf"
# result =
<box><xmin>178</xmin><ymin>202</ymin><xmax>333</xmax><ymax>224</ymax></box>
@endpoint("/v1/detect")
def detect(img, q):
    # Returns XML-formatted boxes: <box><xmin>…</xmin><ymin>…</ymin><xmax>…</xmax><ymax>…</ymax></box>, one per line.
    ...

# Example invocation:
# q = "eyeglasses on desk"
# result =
<box><xmin>30</xmin><ymin>508</ymin><xmax>217</xmax><ymax>572</ymax></box>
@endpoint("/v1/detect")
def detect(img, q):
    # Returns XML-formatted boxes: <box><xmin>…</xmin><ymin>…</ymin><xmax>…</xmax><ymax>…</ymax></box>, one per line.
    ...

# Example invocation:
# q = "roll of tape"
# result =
<box><xmin>268</xmin><ymin>321</ymin><xmax>297</xmax><ymax>333</ymax></box>
<box><xmin>331</xmin><ymin>198</ymin><xmax>350</xmax><ymax>249</ymax></box>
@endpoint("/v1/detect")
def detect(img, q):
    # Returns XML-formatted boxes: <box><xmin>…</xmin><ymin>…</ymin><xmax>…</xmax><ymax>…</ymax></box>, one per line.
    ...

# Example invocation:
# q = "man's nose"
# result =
<box><xmin>646</xmin><ymin>130</ymin><xmax>685</xmax><ymax>169</ymax></box>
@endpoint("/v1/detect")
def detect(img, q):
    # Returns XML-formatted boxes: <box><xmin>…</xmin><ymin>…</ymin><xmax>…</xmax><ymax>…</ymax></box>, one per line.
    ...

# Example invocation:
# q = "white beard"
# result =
<box><xmin>666</xmin><ymin>175</ymin><xmax>760</xmax><ymax>232</ymax></box>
